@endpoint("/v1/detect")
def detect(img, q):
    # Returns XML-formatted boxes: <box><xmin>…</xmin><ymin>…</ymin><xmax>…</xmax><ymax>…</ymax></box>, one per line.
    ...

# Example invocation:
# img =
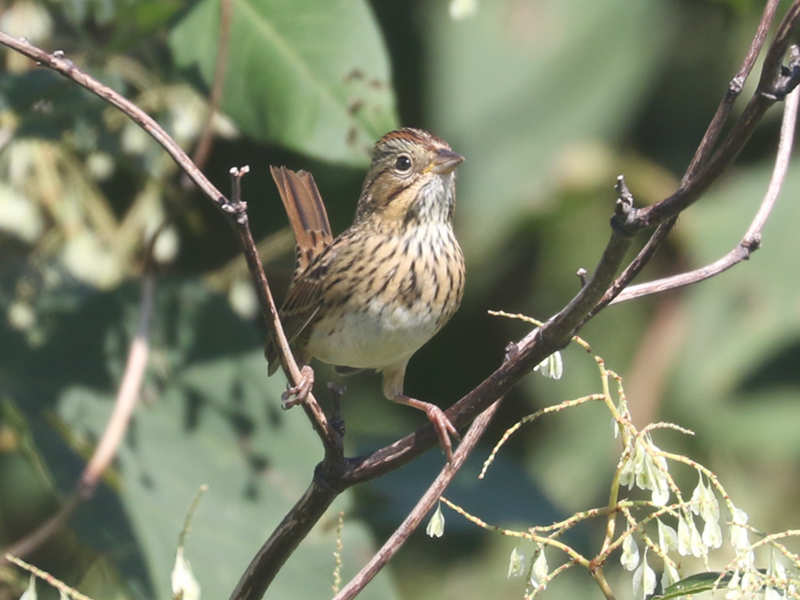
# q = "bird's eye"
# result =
<box><xmin>394</xmin><ymin>155</ymin><xmax>412</xmax><ymax>172</ymax></box>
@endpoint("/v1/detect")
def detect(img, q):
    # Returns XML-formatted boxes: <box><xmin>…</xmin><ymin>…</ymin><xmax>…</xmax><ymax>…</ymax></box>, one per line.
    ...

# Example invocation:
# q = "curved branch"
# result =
<box><xmin>0</xmin><ymin>33</ymin><xmax>341</xmax><ymax>469</ymax></box>
<box><xmin>341</xmin><ymin>177</ymin><xmax>639</xmax><ymax>484</ymax></box>
<box><xmin>2</xmin><ymin>271</ymin><xmax>155</xmax><ymax>562</ymax></box>
<box><xmin>611</xmin><ymin>79</ymin><xmax>800</xmax><ymax>304</ymax></box>
<box><xmin>228</xmin><ymin>463</ymin><xmax>343</xmax><ymax>600</ymax></box>
<box><xmin>637</xmin><ymin>0</ymin><xmax>800</xmax><ymax>229</ymax></box>
<box><xmin>6</xmin><ymin>10</ymin><xmax>800</xmax><ymax>599</ymax></box>
<box><xmin>682</xmin><ymin>0</ymin><xmax>781</xmax><ymax>185</ymax></box>
<box><xmin>589</xmin><ymin>0</ymin><xmax>800</xmax><ymax>317</ymax></box>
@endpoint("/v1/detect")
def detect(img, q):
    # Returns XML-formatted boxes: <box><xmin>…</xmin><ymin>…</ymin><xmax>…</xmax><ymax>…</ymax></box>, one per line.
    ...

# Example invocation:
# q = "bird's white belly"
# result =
<box><xmin>306</xmin><ymin>297</ymin><xmax>439</xmax><ymax>369</ymax></box>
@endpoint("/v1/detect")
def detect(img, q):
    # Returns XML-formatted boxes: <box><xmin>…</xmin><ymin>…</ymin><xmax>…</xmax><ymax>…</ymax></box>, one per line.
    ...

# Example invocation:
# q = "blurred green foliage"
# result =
<box><xmin>1</xmin><ymin>0</ymin><xmax>799</xmax><ymax>599</ymax></box>
<box><xmin>169</xmin><ymin>0</ymin><xmax>398</xmax><ymax>165</ymax></box>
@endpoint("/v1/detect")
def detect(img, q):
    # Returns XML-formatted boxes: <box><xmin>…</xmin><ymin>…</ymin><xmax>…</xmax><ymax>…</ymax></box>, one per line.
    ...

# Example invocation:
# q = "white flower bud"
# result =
<box><xmin>171</xmin><ymin>547</ymin><xmax>201</xmax><ymax>600</ymax></box>
<box><xmin>531</xmin><ymin>547</ymin><xmax>548</xmax><ymax>590</ymax></box>
<box><xmin>632</xmin><ymin>551</ymin><xmax>656</xmax><ymax>600</ymax></box>
<box><xmin>507</xmin><ymin>546</ymin><xmax>525</xmax><ymax>578</ymax></box>
<box><xmin>621</xmin><ymin>534</ymin><xmax>640</xmax><ymax>571</ymax></box>
<box><xmin>657</xmin><ymin>519</ymin><xmax>678</xmax><ymax>555</ymax></box>
<box><xmin>426</xmin><ymin>503</ymin><xmax>445</xmax><ymax>538</ymax></box>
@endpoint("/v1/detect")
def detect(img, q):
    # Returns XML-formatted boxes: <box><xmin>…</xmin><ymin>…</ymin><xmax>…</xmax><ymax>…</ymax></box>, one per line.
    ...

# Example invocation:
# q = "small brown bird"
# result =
<box><xmin>266</xmin><ymin>128</ymin><xmax>465</xmax><ymax>459</ymax></box>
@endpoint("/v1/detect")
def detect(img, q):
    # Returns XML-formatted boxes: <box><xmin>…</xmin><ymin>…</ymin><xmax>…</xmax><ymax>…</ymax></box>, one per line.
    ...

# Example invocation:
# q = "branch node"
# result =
<box><xmin>614</xmin><ymin>174</ymin><xmax>634</xmax><ymax>209</ymax></box>
<box><xmin>576</xmin><ymin>267</ymin><xmax>589</xmax><ymax>287</ymax></box>
<box><xmin>742</xmin><ymin>233</ymin><xmax>762</xmax><ymax>252</ymax></box>
<box><xmin>764</xmin><ymin>45</ymin><xmax>800</xmax><ymax>100</ymax></box>
<box><xmin>227</xmin><ymin>165</ymin><xmax>251</xmax><ymax>223</ymax></box>
<box><xmin>52</xmin><ymin>49</ymin><xmax>64</xmax><ymax>58</ymax></box>
<box><xmin>313</xmin><ymin>461</ymin><xmax>345</xmax><ymax>495</ymax></box>
<box><xmin>504</xmin><ymin>341</ymin><xmax>520</xmax><ymax>362</ymax></box>
<box><xmin>727</xmin><ymin>74</ymin><xmax>745</xmax><ymax>97</ymax></box>
<box><xmin>610</xmin><ymin>174</ymin><xmax>639</xmax><ymax>234</ymax></box>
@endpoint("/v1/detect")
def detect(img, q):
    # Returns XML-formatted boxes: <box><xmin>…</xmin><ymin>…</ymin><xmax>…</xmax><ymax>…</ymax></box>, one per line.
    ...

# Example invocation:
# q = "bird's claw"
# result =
<box><xmin>424</xmin><ymin>405</ymin><xmax>460</xmax><ymax>463</ymax></box>
<box><xmin>281</xmin><ymin>365</ymin><xmax>315</xmax><ymax>409</ymax></box>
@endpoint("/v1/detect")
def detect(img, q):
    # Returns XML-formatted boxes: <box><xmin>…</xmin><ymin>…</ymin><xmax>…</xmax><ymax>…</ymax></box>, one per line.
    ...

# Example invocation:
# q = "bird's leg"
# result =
<box><xmin>281</xmin><ymin>364</ymin><xmax>315</xmax><ymax>409</ymax></box>
<box><xmin>382</xmin><ymin>363</ymin><xmax>460</xmax><ymax>462</ymax></box>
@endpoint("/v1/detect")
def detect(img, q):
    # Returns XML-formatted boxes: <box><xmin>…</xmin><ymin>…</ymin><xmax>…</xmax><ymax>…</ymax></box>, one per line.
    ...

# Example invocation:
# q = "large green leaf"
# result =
<box><xmin>169</xmin><ymin>0</ymin><xmax>398</xmax><ymax>166</ymax></box>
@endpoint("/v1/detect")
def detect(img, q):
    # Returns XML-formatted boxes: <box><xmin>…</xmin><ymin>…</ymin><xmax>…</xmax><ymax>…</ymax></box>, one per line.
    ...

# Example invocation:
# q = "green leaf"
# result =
<box><xmin>168</xmin><ymin>0</ymin><xmax>398</xmax><ymax>166</ymax></box>
<box><xmin>654</xmin><ymin>571</ymin><xmax>731</xmax><ymax>599</ymax></box>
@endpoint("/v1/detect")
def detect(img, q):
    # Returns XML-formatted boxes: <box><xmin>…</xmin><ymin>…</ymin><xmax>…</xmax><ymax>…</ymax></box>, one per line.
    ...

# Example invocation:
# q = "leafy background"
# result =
<box><xmin>1</xmin><ymin>1</ymin><xmax>799</xmax><ymax>599</ymax></box>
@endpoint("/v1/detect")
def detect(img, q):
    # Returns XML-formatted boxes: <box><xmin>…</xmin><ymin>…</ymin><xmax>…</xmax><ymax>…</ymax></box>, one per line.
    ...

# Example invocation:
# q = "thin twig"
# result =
<box><xmin>589</xmin><ymin>1</ymin><xmax>796</xmax><ymax>316</ymax></box>
<box><xmin>83</xmin><ymin>273</ymin><xmax>154</xmax><ymax>487</ymax></box>
<box><xmin>4</xmin><ymin>554</ymin><xmax>94</xmax><ymax>600</ymax></box>
<box><xmin>2</xmin><ymin>270</ymin><xmax>155</xmax><ymax>562</ymax></box>
<box><xmin>638</xmin><ymin>0</ymin><xmax>800</xmax><ymax>229</ymax></box>
<box><xmin>5</xmin><ymin>15</ymin><xmax>800</xmax><ymax>599</ymax></box>
<box><xmin>188</xmin><ymin>0</ymin><xmax>232</xmax><ymax>172</ymax></box>
<box><xmin>332</xmin><ymin>399</ymin><xmax>502</xmax><ymax>600</ymax></box>
<box><xmin>228</xmin><ymin>165</ymin><xmax>337</xmax><ymax>453</ymax></box>
<box><xmin>0</xmin><ymin>32</ymin><xmax>338</xmax><ymax>452</ymax></box>
<box><xmin>682</xmin><ymin>0</ymin><xmax>780</xmax><ymax>185</ymax></box>
<box><xmin>0</xmin><ymin>35</ymin><xmax>223</xmax><ymax>209</ymax></box>
<box><xmin>611</xmin><ymin>66</ymin><xmax>800</xmax><ymax>304</ymax></box>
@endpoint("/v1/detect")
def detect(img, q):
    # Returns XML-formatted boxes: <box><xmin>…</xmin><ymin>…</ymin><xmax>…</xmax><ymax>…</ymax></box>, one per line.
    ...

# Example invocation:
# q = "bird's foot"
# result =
<box><xmin>423</xmin><ymin>404</ymin><xmax>460</xmax><ymax>463</ymax></box>
<box><xmin>281</xmin><ymin>365</ymin><xmax>315</xmax><ymax>409</ymax></box>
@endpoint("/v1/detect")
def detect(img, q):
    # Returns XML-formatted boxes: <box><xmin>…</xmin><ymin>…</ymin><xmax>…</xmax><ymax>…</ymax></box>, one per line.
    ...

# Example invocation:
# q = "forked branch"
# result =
<box><xmin>3</xmin><ymin>4</ymin><xmax>800</xmax><ymax>599</ymax></box>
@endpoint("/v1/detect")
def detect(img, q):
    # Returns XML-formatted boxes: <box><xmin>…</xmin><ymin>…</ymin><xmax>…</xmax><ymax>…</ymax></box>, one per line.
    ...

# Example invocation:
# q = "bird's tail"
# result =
<box><xmin>266</xmin><ymin>166</ymin><xmax>332</xmax><ymax>375</ymax></box>
<box><xmin>269</xmin><ymin>166</ymin><xmax>332</xmax><ymax>272</ymax></box>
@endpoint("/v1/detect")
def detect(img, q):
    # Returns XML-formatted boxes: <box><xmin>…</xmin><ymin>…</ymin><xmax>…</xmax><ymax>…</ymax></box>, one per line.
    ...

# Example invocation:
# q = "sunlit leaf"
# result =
<box><xmin>169</xmin><ymin>0</ymin><xmax>398</xmax><ymax>165</ymax></box>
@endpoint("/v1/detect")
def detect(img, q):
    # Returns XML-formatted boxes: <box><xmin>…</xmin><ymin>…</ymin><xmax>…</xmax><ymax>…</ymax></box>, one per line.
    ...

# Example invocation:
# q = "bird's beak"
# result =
<box><xmin>431</xmin><ymin>148</ymin><xmax>465</xmax><ymax>174</ymax></box>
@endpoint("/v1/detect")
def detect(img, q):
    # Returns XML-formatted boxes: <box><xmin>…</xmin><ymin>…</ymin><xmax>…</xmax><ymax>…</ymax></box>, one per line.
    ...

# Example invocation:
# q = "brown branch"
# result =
<box><xmin>0</xmin><ymin>36</ymin><xmax>223</xmax><ymax>210</ymax></box>
<box><xmin>227</xmin><ymin>165</ymin><xmax>340</xmax><ymax>456</ymax></box>
<box><xmin>0</xmin><ymin>32</ymin><xmax>340</xmax><ymax>454</ymax></box>
<box><xmin>5</xmin><ymin>11</ymin><xmax>800</xmax><ymax>599</ymax></box>
<box><xmin>611</xmin><ymin>77</ymin><xmax>800</xmax><ymax>304</ymax></box>
<box><xmin>682</xmin><ymin>0</ymin><xmax>781</xmax><ymax>185</ymax></box>
<box><xmin>592</xmin><ymin>0</ymin><xmax>782</xmax><ymax>320</ymax></box>
<box><xmin>228</xmin><ymin>464</ymin><xmax>343</xmax><ymax>600</ymax></box>
<box><xmin>333</xmin><ymin>399</ymin><xmax>502</xmax><ymax>600</ymax></box>
<box><xmin>637</xmin><ymin>0</ymin><xmax>800</xmax><ymax>230</ymax></box>
<box><xmin>340</xmin><ymin>177</ymin><xmax>640</xmax><ymax>484</ymax></box>
<box><xmin>584</xmin><ymin>217</ymin><xmax>676</xmax><ymax>322</ymax></box>
<box><xmin>588</xmin><ymin>0</ymin><xmax>799</xmax><ymax>319</ymax></box>
<box><xmin>231</xmin><ymin>9</ymin><xmax>800</xmax><ymax>596</ymax></box>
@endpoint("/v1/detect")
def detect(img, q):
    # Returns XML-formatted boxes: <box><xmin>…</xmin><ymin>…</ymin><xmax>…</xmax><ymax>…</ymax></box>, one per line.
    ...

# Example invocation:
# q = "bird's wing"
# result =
<box><xmin>265</xmin><ymin>246</ymin><xmax>334</xmax><ymax>375</ymax></box>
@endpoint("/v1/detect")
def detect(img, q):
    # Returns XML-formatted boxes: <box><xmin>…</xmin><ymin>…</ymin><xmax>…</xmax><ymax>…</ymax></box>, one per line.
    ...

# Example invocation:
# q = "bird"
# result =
<box><xmin>265</xmin><ymin>127</ymin><xmax>465</xmax><ymax>460</ymax></box>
